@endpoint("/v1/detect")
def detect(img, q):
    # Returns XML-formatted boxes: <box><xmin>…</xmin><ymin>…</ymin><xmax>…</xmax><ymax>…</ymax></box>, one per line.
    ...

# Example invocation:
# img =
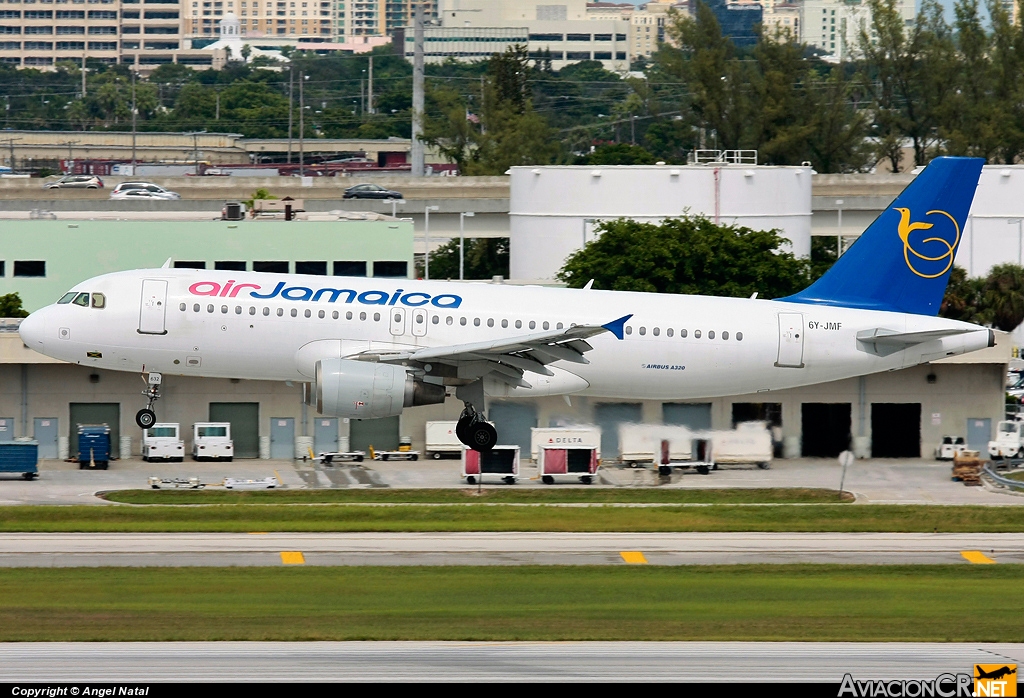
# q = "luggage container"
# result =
<box><xmin>712</xmin><ymin>422</ymin><xmax>773</xmax><ymax>470</ymax></box>
<box><xmin>77</xmin><ymin>424</ymin><xmax>111</xmax><ymax>470</ymax></box>
<box><xmin>538</xmin><ymin>446</ymin><xmax>598</xmax><ymax>484</ymax></box>
<box><xmin>462</xmin><ymin>445</ymin><xmax>519</xmax><ymax>485</ymax></box>
<box><xmin>142</xmin><ymin>423</ymin><xmax>185</xmax><ymax>462</ymax></box>
<box><xmin>657</xmin><ymin>438</ymin><xmax>713</xmax><ymax>476</ymax></box>
<box><xmin>192</xmin><ymin>422</ymin><xmax>234</xmax><ymax>461</ymax></box>
<box><xmin>530</xmin><ymin>426</ymin><xmax>601</xmax><ymax>461</ymax></box>
<box><xmin>618</xmin><ymin>423</ymin><xmax>693</xmax><ymax>465</ymax></box>
<box><xmin>0</xmin><ymin>439</ymin><xmax>38</xmax><ymax>480</ymax></box>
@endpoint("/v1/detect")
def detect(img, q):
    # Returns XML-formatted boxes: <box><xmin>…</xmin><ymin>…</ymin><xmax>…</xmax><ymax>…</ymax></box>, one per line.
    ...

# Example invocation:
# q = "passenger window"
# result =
<box><xmin>460</xmin><ymin>317</ymin><xmax>467</xmax><ymax>326</ymax></box>
<box><xmin>304</xmin><ymin>309</ymin><xmax>311</xmax><ymax>318</ymax></box>
<box><xmin>722</xmin><ymin>331</ymin><xmax>729</xmax><ymax>340</ymax></box>
<box><xmin>625</xmin><ymin>326</ymin><xmax>632</xmax><ymax>335</ymax></box>
<box><xmin>557</xmin><ymin>322</ymin><xmax>563</xmax><ymax>329</ymax></box>
<box><xmin>432</xmin><ymin>315</ymin><xmax>439</xmax><ymax>324</ymax></box>
<box><xmin>487</xmin><ymin>318</ymin><xmax>494</xmax><ymax>327</ymax></box>
<box><xmin>736</xmin><ymin>332</ymin><xmax>743</xmax><ymax>341</ymax></box>
<box><xmin>694</xmin><ymin>330</ymin><xmax>702</xmax><ymax>338</ymax></box>
<box><xmin>653</xmin><ymin>327</ymin><xmax>660</xmax><ymax>336</ymax></box>
<box><xmin>667</xmin><ymin>328</ymin><xmax>674</xmax><ymax>337</ymax></box>
<box><xmin>416</xmin><ymin>314</ymin><xmax>424</xmax><ymax>324</ymax></box>
<box><xmin>179</xmin><ymin>303</ymin><xmax>186</xmax><ymax>311</ymax></box>
<box><xmin>708</xmin><ymin>330</ymin><xmax>715</xmax><ymax>339</ymax></box>
<box><xmin>207</xmin><ymin>304</ymin><xmax>214</xmax><ymax>313</ymax></box>
<box><xmin>529</xmin><ymin>321</ymin><xmax>536</xmax><ymax>330</ymax></box>
<box><xmin>277</xmin><ymin>308</ymin><xmax>283</xmax><ymax>317</ymax></box>
<box><xmin>515</xmin><ymin>320</ymin><xmax>522</xmax><ymax>329</ymax></box>
<box><xmin>59</xmin><ymin>292</ymin><xmax>77</xmax><ymax>304</ymax></box>
<box><xmin>249</xmin><ymin>307</ymin><xmax>256</xmax><ymax>315</ymax></box>
<box><xmin>91</xmin><ymin>293</ymin><xmax>105</xmax><ymax>309</ymax></box>
<box><xmin>681</xmin><ymin>329</ymin><xmax>687</xmax><ymax>338</ymax></box>
<box><xmin>346</xmin><ymin>311</ymin><xmax>353</xmax><ymax>320</ymax></box>
<box><xmin>360</xmin><ymin>312</ymin><xmax>367</xmax><ymax>321</ymax></box>
<box><xmin>235</xmin><ymin>306</ymin><xmax>242</xmax><ymax>314</ymax></box>
<box><xmin>318</xmin><ymin>310</ymin><xmax>325</xmax><ymax>319</ymax></box>
<box><xmin>474</xmin><ymin>318</ymin><xmax>480</xmax><ymax>327</ymax></box>
<box><xmin>222</xmin><ymin>306</ymin><xmax>228</xmax><ymax>314</ymax></box>
<box><xmin>639</xmin><ymin>327</ymin><xmax>646</xmax><ymax>336</ymax></box>
<box><xmin>263</xmin><ymin>307</ymin><xmax>270</xmax><ymax>316</ymax></box>
<box><xmin>373</xmin><ymin>313</ymin><xmax>380</xmax><ymax>321</ymax></box>
<box><xmin>193</xmin><ymin>303</ymin><xmax>200</xmax><ymax>312</ymax></box>
<box><xmin>332</xmin><ymin>311</ymin><xmax>338</xmax><ymax>320</ymax></box>
<box><xmin>291</xmin><ymin>308</ymin><xmax>297</xmax><ymax>317</ymax></box>
<box><xmin>501</xmin><ymin>319</ymin><xmax>508</xmax><ymax>328</ymax></box>
<box><xmin>543</xmin><ymin>321</ymin><xmax>549</xmax><ymax>330</ymax></box>
<box><xmin>446</xmin><ymin>316</ymin><xmax>453</xmax><ymax>325</ymax></box>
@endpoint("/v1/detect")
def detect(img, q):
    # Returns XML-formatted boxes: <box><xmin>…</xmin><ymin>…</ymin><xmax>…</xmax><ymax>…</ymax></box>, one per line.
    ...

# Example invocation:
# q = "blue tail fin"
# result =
<box><xmin>780</xmin><ymin>156</ymin><xmax>984</xmax><ymax>316</ymax></box>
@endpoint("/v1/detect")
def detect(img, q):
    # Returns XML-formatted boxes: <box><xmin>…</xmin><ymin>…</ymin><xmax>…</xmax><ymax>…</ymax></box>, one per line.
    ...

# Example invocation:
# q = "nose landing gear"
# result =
<box><xmin>135</xmin><ymin>372</ymin><xmax>162</xmax><ymax>429</ymax></box>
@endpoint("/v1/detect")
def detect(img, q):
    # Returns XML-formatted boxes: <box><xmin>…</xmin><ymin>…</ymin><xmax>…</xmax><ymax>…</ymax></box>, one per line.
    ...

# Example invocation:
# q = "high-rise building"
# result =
<box><xmin>801</xmin><ymin>0</ymin><xmax>913</xmax><ymax>61</ymax></box>
<box><xmin>336</xmin><ymin>1</ymin><xmax>435</xmax><ymax>42</ymax></box>
<box><xmin>187</xmin><ymin>0</ymin><xmax>331</xmax><ymax>41</ymax></box>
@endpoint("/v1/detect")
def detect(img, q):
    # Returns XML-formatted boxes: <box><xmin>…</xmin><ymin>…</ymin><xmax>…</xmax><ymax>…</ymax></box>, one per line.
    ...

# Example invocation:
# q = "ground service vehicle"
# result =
<box><xmin>989</xmin><ymin>421</ymin><xmax>1023</xmax><ymax>459</ymax></box>
<box><xmin>142</xmin><ymin>423</ymin><xmax>185</xmax><ymax>462</ymax></box>
<box><xmin>192</xmin><ymin>422</ymin><xmax>233</xmax><ymax>461</ymax></box>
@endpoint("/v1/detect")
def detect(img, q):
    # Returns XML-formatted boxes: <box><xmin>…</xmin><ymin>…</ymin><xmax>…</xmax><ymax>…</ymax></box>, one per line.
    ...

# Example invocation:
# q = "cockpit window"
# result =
<box><xmin>57</xmin><ymin>292</ymin><xmax>77</xmax><ymax>304</ymax></box>
<box><xmin>72</xmin><ymin>293</ymin><xmax>90</xmax><ymax>307</ymax></box>
<box><xmin>91</xmin><ymin>293</ymin><xmax>105</xmax><ymax>309</ymax></box>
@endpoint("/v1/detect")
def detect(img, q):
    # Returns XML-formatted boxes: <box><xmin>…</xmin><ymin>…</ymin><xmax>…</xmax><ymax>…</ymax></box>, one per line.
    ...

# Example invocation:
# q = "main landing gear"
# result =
<box><xmin>135</xmin><ymin>372</ymin><xmax>162</xmax><ymax>429</ymax></box>
<box><xmin>456</xmin><ymin>405</ymin><xmax>497</xmax><ymax>452</ymax></box>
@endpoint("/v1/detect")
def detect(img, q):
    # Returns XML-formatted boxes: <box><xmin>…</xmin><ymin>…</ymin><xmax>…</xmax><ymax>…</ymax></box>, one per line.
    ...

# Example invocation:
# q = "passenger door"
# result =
<box><xmin>138</xmin><ymin>279</ymin><xmax>168</xmax><ymax>335</ymax></box>
<box><xmin>411</xmin><ymin>308</ymin><xmax>428</xmax><ymax>337</ymax></box>
<box><xmin>775</xmin><ymin>313</ymin><xmax>805</xmax><ymax>368</ymax></box>
<box><xmin>389</xmin><ymin>307</ymin><xmax>406</xmax><ymax>336</ymax></box>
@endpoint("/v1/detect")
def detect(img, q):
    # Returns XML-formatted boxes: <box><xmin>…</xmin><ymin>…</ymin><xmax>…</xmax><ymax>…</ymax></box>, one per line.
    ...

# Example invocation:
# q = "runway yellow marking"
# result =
<box><xmin>280</xmin><ymin>551</ymin><xmax>305</xmax><ymax>565</ymax></box>
<box><xmin>620</xmin><ymin>551</ymin><xmax>648</xmax><ymax>564</ymax></box>
<box><xmin>961</xmin><ymin>550</ymin><xmax>996</xmax><ymax>564</ymax></box>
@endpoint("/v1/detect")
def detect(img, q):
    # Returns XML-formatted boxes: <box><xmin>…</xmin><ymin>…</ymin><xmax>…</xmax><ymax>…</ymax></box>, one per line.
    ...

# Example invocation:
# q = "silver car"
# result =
<box><xmin>43</xmin><ymin>174</ymin><xmax>104</xmax><ymax>189</ymax></box>
<box><xmin>109</xmin><ymin>182</ymin><xmax>181</xmax><ymax>200</ymax></box>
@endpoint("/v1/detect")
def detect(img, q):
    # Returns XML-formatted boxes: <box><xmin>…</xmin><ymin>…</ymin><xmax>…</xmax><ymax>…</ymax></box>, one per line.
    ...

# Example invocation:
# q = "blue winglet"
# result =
<box><xmin>602</xmin><ymin>314</ymin><xmax>632</xmax><ymax>340</ymax></box>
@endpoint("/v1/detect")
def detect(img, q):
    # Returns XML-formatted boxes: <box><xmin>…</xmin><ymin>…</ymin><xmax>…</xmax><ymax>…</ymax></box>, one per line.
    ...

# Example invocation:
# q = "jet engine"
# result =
<box><xmin>313</xmin><ymin>358</ymin><xmax>445</xmax><ymax>418</ymax></box>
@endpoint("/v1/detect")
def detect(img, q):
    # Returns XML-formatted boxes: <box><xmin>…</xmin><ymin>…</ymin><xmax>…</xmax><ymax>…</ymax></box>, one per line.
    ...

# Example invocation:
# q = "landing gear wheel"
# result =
<box><xmin>135</xmin><ymin>409</ymin><xmax>156</xmax><ymax>429</ymax></box>
<box><xmin>455</xmin><ymin>416</ymin><xmax>472</xmax><ymax>445</ymax></box>
<box><xmin>468</xmin><ymin>421</ymin><xmax>497</xmax><ymax>451</ymax></box>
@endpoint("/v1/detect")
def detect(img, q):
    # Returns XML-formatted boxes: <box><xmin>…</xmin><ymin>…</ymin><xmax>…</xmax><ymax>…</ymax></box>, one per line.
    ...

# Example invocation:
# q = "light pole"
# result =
<box><xmin>1011</xmin><ymin>218</ymin><xmax>1023</xmax><ymax>265</ymax></box>
<box><xmin>835</xmin><ymin>199</ymin><xmax>844</xmax><ymax>256</ymax></box>
<box><xmin>299</xmin><ymin>73</ymin><xmax>308</xmax><ymax>177</ymax></box>
<box><xmin>390</xmin><ymin>198</ymin><xmax>406</xmax><ymax>218</ymax></box>
<box><xmin>424</xmin><ymin>205</ymin><xmax>439</xmax><ymax>280</ymax></box>
<box><xmin>459</xmin><ymin>211</ymin><xmax>475</xmax><ymax>280</ymax></box>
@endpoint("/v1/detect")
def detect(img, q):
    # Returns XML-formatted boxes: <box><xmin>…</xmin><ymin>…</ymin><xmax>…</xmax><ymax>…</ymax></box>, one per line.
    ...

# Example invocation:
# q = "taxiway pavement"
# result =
<box><xmin>2</xmin><ymin>641</ymin><xmax>1022</xmax><ymax>682</ymax></box>
<box><xmin>1</xmin><ymin>532</ymin><xmax>1022</xmax><ymax>566</ymax></box>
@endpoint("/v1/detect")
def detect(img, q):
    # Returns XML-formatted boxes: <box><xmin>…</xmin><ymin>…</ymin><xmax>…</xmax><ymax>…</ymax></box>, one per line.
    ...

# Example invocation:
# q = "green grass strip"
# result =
<box><xmin>0</xmin><ymin>565</ymin><xmax>1021</xmax><ymax>641</ymax></box>
<box><xmin>102</xmin><ymin>487</ymin><xmax>850</xmax><ymax>505</ymax></box>
<box><xmin>5</xmin><ymin>503</ymin><xmax>1024</xmax><ymax>532</ymax></box>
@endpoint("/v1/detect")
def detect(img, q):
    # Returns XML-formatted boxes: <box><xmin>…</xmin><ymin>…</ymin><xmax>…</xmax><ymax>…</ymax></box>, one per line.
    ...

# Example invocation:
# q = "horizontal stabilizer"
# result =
<box><xmin>856</xmin><ymin>327</ymin><xmax>972</xmax><ymax>356</ymax></box>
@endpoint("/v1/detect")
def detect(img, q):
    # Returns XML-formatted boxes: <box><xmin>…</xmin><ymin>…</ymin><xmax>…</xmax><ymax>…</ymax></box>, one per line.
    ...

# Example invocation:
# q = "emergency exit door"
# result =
<box><xmin>139</xmin><ymin>279</ymin><xmax>168</xmax><ymax>335</ymax></box>
<box><xmin>389</xmin><ymin>307</ymin><xmax>406</xmax><ymax>336</ymax></box>
<box><xmin>775</xmin><ymin>313</ymin><xmax>805</xmax><ymax>368</ymax></box>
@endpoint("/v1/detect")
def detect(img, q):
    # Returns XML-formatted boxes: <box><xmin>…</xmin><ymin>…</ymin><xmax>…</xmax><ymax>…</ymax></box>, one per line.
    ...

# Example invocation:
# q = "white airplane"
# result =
<box><xmin>19</xmin><ymin>157</ymin><xmax>992</xmax><ymax>450</ymax></box>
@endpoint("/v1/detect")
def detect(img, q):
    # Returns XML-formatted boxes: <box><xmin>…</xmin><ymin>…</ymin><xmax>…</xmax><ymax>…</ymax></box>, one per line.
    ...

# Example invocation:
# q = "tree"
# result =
<box><xmin>580</xmin><ymin>143</ymin><xmax>656</xmax><ymax>165</ymax></box>
<box><xmin>981</xmin><ymin>264</ymin><xmax>1024</xmax><ymax>331</ymax></box>
<box><xmin>0</xmin><ymin>292</ymin><xmax>28</xmax><ymax>318</ymax></box>
<box><xmin>419</xmin><ymin>238</ymin><xmax>510</xmax><ymax>280</ymax></box>
<box><xmin>557</xmin><ymin>217</ymin><xmax>813</xmax><ymax>299</ymax></box>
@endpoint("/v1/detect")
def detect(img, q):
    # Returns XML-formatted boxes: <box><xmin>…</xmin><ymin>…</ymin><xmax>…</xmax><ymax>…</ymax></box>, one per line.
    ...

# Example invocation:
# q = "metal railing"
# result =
<box><xmin>982</xmin><ymin>463</ymin><xmax>1024</xmax><ymax>491</ymax></box>
<box><xmin>689</xmin><ymin>149</ymin><xmax>758</xmax><ymax>165</ymax></box>
<box><xmin>0</xmin><ymin>318</ymin><xmax>23</xmax><ymax>333</ymax></box>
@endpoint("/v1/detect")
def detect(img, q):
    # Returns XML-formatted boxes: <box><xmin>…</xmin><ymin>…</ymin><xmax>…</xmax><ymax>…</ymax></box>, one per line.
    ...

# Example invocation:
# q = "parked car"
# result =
<box><xmin>43</xmin><ymin>175</ymin><xmax>103</xmax><ymax>189</ymax></box>
<box><xmin>343</xmin><ymin>183</ymin><xmax>403</xmax><ymax>199</ymax></box>
<box><xmin>110</xmin><ymin>182</ymin><xmax>181</xmax><ymax>200</ymax></box>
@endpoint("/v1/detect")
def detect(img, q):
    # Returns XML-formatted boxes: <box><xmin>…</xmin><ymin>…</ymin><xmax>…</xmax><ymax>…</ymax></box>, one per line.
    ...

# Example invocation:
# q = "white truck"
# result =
<box><xmin>142</xmin><ymin>423</ymin><xmax>185</xmax><ymax>462</ymax></box>
<box><xmin>192</xmin><ymin>422</ymin><xmax>234</xmax><ymax>461</ymax></box>
<box><xmin>530</xmin><ymin>426</ymin><xmax>602</xmax><ymax>461</ymax></box>
<box><xmin>988</xmin><ymin>420</ymin><xmax>1024</xmax><ymax>459</ymax></box>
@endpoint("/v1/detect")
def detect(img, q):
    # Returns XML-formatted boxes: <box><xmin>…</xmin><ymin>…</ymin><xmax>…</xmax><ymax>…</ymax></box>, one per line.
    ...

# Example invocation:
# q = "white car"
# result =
<box><xmin>109</xmin><ymin>182</ymin><xmax>181</xmax><ymax>200</ymax></box>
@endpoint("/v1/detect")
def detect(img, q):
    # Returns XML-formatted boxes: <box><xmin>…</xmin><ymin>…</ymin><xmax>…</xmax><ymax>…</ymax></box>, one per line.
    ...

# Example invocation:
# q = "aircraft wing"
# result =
<box><xmin>353</xmin><ymin>314</ymin><xmax>632</xmax><ymax>389</ymax></box>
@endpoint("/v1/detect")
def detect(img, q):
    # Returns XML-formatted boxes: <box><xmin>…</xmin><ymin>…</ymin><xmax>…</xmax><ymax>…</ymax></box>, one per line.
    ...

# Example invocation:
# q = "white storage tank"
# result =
<box><xmin>509</xmin><ymin>164</ymin><xmax>813</xmax><ymax>282</ymax></box>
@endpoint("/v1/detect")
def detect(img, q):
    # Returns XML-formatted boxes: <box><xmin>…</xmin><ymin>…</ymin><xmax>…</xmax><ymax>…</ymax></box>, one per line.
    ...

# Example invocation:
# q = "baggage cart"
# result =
<box><xmin>530</xmin><ymin>426</ymin><xmax>601</xmax><ymax>461</ymax></box>
<box><xmin>318</xmin><ymin>451</ymin><xmax>366</xmax><ymax>464</ymax></box>
<box><xmin>148</xmin><ymin>476</ymin><xmax>203</xmax><ymax>489</ymax></box>
<box><xmin>618</xmin><ymin>423</ymin><xmax>693</xmax><ymax>465</ymax></box>
<box><xmin>77</xmin><ymin>424</ymin><xmax>111</xmax><ymax>470</ymax></box>
<box><xmin>657</xmin><ymin>438</ymin><xmax>714</xmax><ymax>476</ymax></box>
<box><xmin>224</xmin><ymin>477</ymin><xmax>278</xmax><ymax>490</ymax></box>
<box><xmin>142</xmin><ymin>423</ymin><xmax>185</xmax><ymax>462</ymax></box>
<box><xmin>538</xmin><ymin>445</ymin><xmax>598</xmax><ymax>484</ymax></box>
<box><xmin>463</xmin><ymin>445</ymin><xmax>519</xmax><ymax>485</ymax></box>
<box><xmin>0</xmin><ymin>440</ymin><xmax>39</xmax><ymax>480</ymax></box>
<box><xmin>372</xmin><ymin>447</ymin><xmax>420</xmax><ymax>461</ymax></box>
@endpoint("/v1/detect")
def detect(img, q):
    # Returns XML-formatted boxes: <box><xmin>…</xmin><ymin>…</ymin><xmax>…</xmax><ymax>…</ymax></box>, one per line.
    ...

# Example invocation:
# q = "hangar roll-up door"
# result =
<box><xmin>69</xmin><ymin>403</ymin><xmax>119</xmax><ymax>459</ymax></box>
<box><xmin>594</xmin><ymin>403</ymin><xmax>642</xmax><ymax>459</ymax></box>
<box><xmin>209</xmin><ymin>402</ymin><xmax>259</xmax><ymax>458</ymax></box>
<box><xmin>871</xmin><ymin>403</ymin><xmax>921</xmax><ymax>458</ymax></box>
<box><xmin>488</xmin><ymin>402</ymin><xmax>537</xmax><ymax>453</ymax></box>
<box><xmin>350</xmin><ymin>416</ymin><xmax>399</xmax><ymax>452</ymax></box>
<box><xmin>801</xmin><ymin>403</ymin><xmax>851</xmax><ymax>457</ymax></box>
<box><xmin>663</xmin><ymin>403</ymin><xmax>712</xmax><ymax>430</ymax></box>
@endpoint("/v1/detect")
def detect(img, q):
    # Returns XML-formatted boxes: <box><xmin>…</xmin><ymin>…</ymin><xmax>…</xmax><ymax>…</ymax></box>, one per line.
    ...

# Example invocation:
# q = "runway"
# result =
<box><xmin>1</xmin><ymin>641</ymin><xmax>1022</xmax><ymax>682</ymax></box>
<box><xmin>2</xmin><ymin>532</ymin><xmax>1023</xmax><ymax>566</ymax></box>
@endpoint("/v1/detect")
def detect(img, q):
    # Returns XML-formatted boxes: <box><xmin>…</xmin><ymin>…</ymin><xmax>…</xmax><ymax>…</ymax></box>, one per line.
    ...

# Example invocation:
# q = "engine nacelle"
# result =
<box><xmin>314</xmin><ymin>358</ymin><xmax>445</xmax><ymax>418</ymax></box>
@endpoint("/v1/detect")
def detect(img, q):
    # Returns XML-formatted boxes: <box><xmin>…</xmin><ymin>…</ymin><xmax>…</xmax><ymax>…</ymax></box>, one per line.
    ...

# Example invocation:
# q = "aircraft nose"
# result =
<box><xmin>18</xmin><ymin>309</ymin><xmax>46</xmax><ymax>349</ymax></box>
